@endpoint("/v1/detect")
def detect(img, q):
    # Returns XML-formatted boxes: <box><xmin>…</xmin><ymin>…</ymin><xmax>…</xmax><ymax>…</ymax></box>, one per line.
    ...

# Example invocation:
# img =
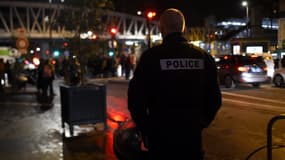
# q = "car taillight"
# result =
<box><xmin>237</xmin><ymin>66</ymin><xmax>249</xmax><ymax>72</ymax></box>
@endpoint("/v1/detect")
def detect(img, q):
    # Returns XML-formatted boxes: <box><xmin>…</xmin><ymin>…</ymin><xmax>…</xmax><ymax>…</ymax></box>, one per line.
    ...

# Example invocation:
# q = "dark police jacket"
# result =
<box><xmin>128</xmin><ymin>32</ymin><xmax>222</xmax><ymax>146</ymax></box>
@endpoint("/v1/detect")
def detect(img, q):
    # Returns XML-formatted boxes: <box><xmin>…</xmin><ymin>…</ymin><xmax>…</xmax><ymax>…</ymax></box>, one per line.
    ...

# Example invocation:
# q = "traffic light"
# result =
<box><xmin>32</xmin><ymin>57</ymin><xmax>40</xmax><ymax>66</ymax></box>
<box><xmin>63</xmin><ymin>42</ymin><xmax>68</xmax><ymax>47</ymax></box>
<box><xmin>90</xmin><ymin>34</ymin><xmax>97</xmax><ymax>40</ymax></box>
<box><xmin>108</xmin><ymin>50</ymin><xmax>115</xmax><ymax>57</ymax></box>
<box><xmin>53</xmin><ymin>50</ymin><xmax>60</xmax><ymax>57</ymax></box>
<box><xmin>146</xmin><ymin>11</ymin><xmax>156</xmax><ymax>20</ymax></box>
<box><xmin>109</xmin><ymin>27</ymin><xmax>118</xmax><ymax>37</ymax></box>
<box><xmin>209</xmin><ymin>33</ymin><xmax>216</xmax><ymax>42</ymax></box>
<box><xmin>45</xmin><ymin>49</ymin><xmax>50</xmax><ymax>55</ymax></box>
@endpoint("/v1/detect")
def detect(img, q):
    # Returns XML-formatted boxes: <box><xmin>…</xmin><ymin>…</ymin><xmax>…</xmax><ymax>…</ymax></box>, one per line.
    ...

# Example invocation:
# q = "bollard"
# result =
<box><xmin>266</xmin><ymin>114</ymin><xmax>285</xmax><ymax>160</ymax></box>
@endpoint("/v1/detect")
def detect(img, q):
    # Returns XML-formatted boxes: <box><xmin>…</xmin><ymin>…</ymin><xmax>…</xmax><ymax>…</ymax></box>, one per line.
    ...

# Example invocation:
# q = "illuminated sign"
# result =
<box><xmin>233</xmin><ymin>45</ymin><xmax>240</xmax><ymax>55</ymax></box>
<box><xmin>246</xmin><ymin>46</ymin><xmax>263</xmax><ymax>54</ymax></box>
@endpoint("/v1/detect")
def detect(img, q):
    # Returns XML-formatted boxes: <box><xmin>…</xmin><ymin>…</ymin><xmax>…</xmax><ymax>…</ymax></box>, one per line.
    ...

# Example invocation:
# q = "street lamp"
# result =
<box><xmin>137</xmin><ymin>11</ymin><xmax>142</xmax><ymax>16</ymax></box>
<box><xmin>242</xmin><ymin>1</ymin><xmax>249</xmax><ymax>22</ymax></box>
<box><xmin>242</xmin><ymin>1</ymin><xmax>249</xmax><ymax>37</ymax></box>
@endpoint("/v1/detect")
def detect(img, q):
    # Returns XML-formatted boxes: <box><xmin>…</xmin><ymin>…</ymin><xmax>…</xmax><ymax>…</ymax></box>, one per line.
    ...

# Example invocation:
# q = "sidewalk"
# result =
<box><xmin>0</xmin><ymin>77</ymin><xmax>130</xmax><ymax>160</ymax></box>
<box><xmin>87</xmin><ymin>76</ymin><xmax>130</xmax><ymax>84</ymax></box>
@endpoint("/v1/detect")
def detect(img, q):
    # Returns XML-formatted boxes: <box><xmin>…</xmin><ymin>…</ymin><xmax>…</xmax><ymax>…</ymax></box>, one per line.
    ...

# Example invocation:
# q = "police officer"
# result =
<box><xmin>128</xmin><ymin>8</ymin><xmax>222</xmax><ymax>160</ymax></box>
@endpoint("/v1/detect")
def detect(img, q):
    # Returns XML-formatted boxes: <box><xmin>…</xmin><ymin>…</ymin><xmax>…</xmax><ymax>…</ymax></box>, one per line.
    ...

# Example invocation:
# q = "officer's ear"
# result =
<box><xmin>158</xmin><ymin>22</ymin><xmax>166</xmax><ymax>38</ymax></box>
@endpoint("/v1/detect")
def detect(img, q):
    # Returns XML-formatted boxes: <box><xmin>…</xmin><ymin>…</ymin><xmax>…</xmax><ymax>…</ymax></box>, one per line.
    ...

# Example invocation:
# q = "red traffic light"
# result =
<box><xmin>209</xmin><ymin>33</ymin><xmax>216</xmax><ymax>41</ymax></box>
<box><xmin>63</xmin><ymin>42</ymin><xmax>68</xmax><ymax>47</ymax></box>
<box><xmin>110</xmin><ymin>27</ymin><xmax>118</xmax><ymax>35</ymax></box>
<box><xmin>91</xmin><ymin>34</ymin><xmax>97</xmax><ymax>40</ymax></box>
<box><xmin>147</xmin><ymin>11</ymin><xmax>156</xmax><ymax>20</ymax></box>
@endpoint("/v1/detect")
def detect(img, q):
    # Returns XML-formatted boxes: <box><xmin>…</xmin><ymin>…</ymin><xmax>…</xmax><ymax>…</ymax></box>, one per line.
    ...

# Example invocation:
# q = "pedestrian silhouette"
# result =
<box><xmin>0</xmin><ymin>58</ymin><xmax>4</xmax><ymax>92</ymax></box>
<box><xmin>47</xmin><ymin>58</ymin><xmax>55</xmax><ymax>96</ymax></box>
<box><xmin>281</xmin><ymin>56</ymin><xmax>285</xmax><ymax>68</ymax></box>
<box><xmin>37</xmin><ymin>59</ymin><xmax>53</xmax><ymax>105</ymax></box>
<box><xmin>125</xmin><ymin>53</ymin><xmax>132</xmax><ymax>80</ymax></box>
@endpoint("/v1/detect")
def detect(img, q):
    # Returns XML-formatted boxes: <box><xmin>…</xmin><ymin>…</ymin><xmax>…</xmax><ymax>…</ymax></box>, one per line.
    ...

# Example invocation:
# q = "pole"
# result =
<box><xmin>242</xmin><ymin>1</ymin><xmax>249</xmax><ymax>37</ymax></box>
<box><xmin>246</xmin><ymin>4</ymin><xmax>250</xmax><ymax>37</ymax></box>
<box><xmin>242</xmin><ymin>1</ymin><xmax>249</xmax><ymax>22</ymax></box>
<box><xmin>147</xmin><ymin>19</ymin><xmax>151</xmax><ymax>49</ymax></box>
<box><xmin>246</xmin><ymin>6</ymin><xmax>249</xmax><ymax>22</ymax></box>
<box><xmin>49</xmin><ymin>0</ymin><xmax>52</xmax><ymax>58</ymax></box>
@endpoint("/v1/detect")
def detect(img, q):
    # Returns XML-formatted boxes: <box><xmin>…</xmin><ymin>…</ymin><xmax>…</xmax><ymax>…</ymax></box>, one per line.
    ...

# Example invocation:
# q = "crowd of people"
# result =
<box><xmin>0</xmin><ymin>49</ymin><xmax>137</xmax><ymax>96</ymax></box>
<box><xmin>0</xmin><ymin>58</ymin><xmax>30</xmax><ymax>93</ymax></box>
<box><xmin>86</xmin><ymin>52</ymin><xmax>137</xmax><ymax>80</ymax></box>
<box><xmin>0</xmin><ymin>57</ymin><xmax>55</xmax><ymax>104</ymax></box>
<box><xmin>119</xmin><ymin>52</ymin><xmax>137</xmax><ymax>80</ymax></box>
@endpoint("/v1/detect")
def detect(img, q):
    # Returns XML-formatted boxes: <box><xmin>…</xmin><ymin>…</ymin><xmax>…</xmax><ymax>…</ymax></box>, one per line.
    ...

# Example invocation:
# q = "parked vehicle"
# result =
<box><xmin>273</xmin><ymin>68</ymin><xmax>285</xmax><ymax>87</ymax></box>
<box><xmin>215</xmin><ymin>54</ymin><xmax>268</xmax><ymax>88</ymax></box>
<box><xmin>272</xmin><ymin>56</ymin><xmax>285</xmax><ymax>87</ymax></box>
<box><xmin>262</xmin><ymin>53</ymin><xmax>274</xmax><ymax>79</ymax></box>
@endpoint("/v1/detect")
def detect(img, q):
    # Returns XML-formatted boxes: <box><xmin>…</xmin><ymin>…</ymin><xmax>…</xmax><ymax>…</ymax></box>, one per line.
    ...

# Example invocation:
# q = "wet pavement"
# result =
<box><xmin>2</xmin><ymin>77</ymin><xmax>285</xmax><ymax>160</ymax></box>
<box><xmin>0</xmin><ymin>78</ymin><xmax>128</xmax><ymax>160</ymax></box>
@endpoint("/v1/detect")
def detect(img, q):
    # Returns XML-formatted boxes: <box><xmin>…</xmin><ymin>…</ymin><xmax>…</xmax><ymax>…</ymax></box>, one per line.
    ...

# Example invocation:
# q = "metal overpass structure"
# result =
<box><xmin>0</xmin><ymin>1</ymin><xmax>161</xmax><ymax>41</ymax></box>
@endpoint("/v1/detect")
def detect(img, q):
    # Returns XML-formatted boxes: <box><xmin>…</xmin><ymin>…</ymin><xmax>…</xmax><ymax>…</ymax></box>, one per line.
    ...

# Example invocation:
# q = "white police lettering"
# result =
<box><xmin>160</xmin><ymin>58</ymin><xmax>204</xmax><ymax>70</ymax></box>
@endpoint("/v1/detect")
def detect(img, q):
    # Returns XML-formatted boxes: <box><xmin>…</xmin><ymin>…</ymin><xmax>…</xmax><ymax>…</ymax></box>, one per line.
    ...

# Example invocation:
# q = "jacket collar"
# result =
<box><xmin>163</xmin><ymin>32</ymin><xmax>188</xmax><ymax>44</ymax></box>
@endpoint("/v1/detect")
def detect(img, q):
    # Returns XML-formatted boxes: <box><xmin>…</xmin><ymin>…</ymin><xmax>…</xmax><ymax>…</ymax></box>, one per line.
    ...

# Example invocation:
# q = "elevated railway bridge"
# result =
<box><xmin>0</xmin><ymin>1</ymin><xmax>161</xmax><ymax>57</ymax></box>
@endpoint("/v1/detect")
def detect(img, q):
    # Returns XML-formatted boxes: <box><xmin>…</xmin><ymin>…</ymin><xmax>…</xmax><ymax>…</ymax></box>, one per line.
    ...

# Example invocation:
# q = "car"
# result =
<box><xmin>273</xmin><ymin>68</ymin><xmax>285</xmax><ymax>87</ymax></box>
<box><xmin>272</xmin><ymin>57</ymin><xmax>285</xmax><ymax>87</ymax></box>
<box><xmin>215</xmin><ymin>54</ymin><xmax>268</xmax><ymax>88</ymax></box>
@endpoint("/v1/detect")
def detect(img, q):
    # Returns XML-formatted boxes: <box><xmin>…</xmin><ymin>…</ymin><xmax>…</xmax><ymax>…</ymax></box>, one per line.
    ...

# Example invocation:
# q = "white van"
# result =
<box><xmin>262</xmin><ymin>53</ymin><xmax>274</xmax><ymax>79</ymax></box>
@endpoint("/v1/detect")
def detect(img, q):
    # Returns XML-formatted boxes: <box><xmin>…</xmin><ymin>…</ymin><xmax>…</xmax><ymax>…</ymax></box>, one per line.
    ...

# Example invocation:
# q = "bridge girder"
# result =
<box><xmin>0</xmin><ymin>1</ymin><xmax>161</xmax><ymax>41</ymax></box>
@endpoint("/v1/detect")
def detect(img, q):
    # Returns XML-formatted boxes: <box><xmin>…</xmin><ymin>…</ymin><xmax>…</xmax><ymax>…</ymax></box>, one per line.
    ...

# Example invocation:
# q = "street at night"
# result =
<box><xmin>0</xmin><ymin>0</ymin><xmax>283</xmax><ymax>159</ymax></box>
<box><xmin>0</xmin><ymin>78</ymin><xmax>284</xmax><ymax>160</ymax></box>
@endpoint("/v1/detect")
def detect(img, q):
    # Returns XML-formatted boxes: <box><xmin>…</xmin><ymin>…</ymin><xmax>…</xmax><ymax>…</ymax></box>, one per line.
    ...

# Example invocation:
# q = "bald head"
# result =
<box><xmin>159</xmin><ymin>8</ymin><xmax>185</xmax><ymax>38</ymax></box>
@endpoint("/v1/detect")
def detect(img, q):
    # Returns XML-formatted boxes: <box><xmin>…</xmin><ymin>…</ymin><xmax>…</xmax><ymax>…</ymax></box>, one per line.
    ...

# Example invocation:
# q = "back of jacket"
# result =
<box><xmin>128</xmin><ymin>33</ymin><xmax>222</xmax><ymax>144</ymax></box>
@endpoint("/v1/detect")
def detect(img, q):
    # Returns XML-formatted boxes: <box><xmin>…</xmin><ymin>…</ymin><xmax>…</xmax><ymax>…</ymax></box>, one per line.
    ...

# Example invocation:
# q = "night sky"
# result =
<box><xmin>113</xmin><ymin>0</ymin><xmax>246</xmax><ymax>27</ymax></box>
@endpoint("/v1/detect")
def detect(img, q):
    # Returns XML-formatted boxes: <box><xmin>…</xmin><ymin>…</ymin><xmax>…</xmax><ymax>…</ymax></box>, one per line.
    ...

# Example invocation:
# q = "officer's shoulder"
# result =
<box><xmin>141</xmin><ymin>44</ymin><xmax>162</xmax><ymax>57</ymax></box>
<box><xmin>186</xmin><ymin>43</ymin><xmax>215</xmax><ymax>61</ymax></box>
<box><xmin>187</xmin><ymin>43</ymin><xmax>207</xmax><ymax>54</ymax></box>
